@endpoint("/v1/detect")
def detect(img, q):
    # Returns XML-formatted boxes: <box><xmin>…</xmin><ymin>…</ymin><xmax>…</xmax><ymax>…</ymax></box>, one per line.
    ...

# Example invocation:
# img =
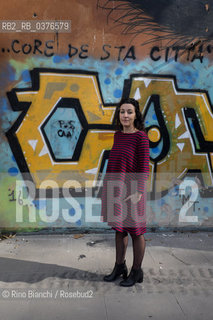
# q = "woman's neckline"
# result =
<box><xmin>120</xmin><ymin>129</ymin><xmax>140</xmax><ymax>134</ymax></box>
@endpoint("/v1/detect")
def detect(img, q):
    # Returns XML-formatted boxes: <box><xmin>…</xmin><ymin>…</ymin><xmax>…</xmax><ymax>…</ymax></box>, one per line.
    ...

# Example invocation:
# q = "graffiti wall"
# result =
<box><xmin>1</xmin><ymin>0</ymin><xmax>213</xmax><ymax>232</ymax></box>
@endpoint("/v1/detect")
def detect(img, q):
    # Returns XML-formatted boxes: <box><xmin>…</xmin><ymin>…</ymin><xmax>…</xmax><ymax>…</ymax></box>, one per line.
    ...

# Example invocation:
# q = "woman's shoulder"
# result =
<box><xmin>136</xmin><ymin>130</ymin><xmax>148</xmax><ymax>138</ymax></box>
<box><xmin>136</xmin><ymin>130</ymin><xmax>149</xmax><ymax>143</ymax></box>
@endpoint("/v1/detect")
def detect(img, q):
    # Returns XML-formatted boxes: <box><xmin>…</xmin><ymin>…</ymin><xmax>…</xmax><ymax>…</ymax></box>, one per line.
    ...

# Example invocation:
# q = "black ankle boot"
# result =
<box><xmin>103</xmin><ymin>260</ymin><xmax>128</xmax><ymax>282</ymax></box>
<box><xmin>120</xmin><ymin>267</ymin><xmax>143</xmax><ymax>287</ymax></box>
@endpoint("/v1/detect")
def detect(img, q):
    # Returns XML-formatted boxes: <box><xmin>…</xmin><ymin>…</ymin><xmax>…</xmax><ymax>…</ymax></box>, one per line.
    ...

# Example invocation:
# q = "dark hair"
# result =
<box><xmin>114</xmin><ymin>97</ymin><xmax>145</xmax><ymax>131</ymax></box>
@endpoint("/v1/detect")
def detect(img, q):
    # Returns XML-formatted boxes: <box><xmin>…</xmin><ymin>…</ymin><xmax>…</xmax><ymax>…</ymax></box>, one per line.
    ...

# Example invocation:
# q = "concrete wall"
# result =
<box><xmin>1</xmin><ymin>0</ymin><xmax>213</xmax><ymax>232</ymax></box>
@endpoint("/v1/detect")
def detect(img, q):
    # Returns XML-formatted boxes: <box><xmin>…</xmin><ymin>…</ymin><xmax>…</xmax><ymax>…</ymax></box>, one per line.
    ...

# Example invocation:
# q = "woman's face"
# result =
<box><xmin>119</xmin><ymin>103</ymin><xmax>136</xmax><ymax>129</ymax></box>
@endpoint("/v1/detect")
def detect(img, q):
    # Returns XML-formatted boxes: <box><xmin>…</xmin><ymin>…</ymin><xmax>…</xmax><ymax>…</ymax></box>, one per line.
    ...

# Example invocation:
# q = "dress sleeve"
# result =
<box><xmin>137</xmin><ymin>132</ymin><xmax>150</xmax><ymax>193</ymax></box>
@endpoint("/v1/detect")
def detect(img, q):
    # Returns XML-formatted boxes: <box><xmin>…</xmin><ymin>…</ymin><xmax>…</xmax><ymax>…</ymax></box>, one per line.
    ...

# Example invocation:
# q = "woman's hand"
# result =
<box><xmin>123</xmin><ymin>192</ymin><xmax>142</xmax><ymax>204</ymax></box>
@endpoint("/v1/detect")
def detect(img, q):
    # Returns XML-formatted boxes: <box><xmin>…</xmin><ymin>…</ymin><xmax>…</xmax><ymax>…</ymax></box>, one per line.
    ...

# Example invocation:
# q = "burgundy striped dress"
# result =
<box><xmin>101</xmin><ymin>130</ymin><xmax>150</xmax><ymax>235</ymax></box>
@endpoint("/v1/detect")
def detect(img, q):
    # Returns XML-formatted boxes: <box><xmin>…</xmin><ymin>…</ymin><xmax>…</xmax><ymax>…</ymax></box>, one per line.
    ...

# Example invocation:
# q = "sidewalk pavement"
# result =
<box><xmin>0</xmin><ymin>231</ymin><xmax>213</xmax><ymax>320</ymax></box>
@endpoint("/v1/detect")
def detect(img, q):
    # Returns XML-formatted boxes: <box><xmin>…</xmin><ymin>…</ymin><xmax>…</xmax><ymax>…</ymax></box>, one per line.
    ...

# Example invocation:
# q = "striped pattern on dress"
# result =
<box><xmin>101</xmin><ymin>130</ymin><xmax>150</xmax><ymax>235</ymax></box>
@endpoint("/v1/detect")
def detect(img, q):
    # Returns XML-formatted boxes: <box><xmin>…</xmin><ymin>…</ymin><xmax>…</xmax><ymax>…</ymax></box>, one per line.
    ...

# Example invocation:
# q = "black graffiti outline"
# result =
<box><xmin>6</xmin><ymin>68</ymin><xmax>116</xmax><ymax>198</ymax></box>
<box><xmin>117</xmin><ymin>73</ymin><xmax>213</xmax><ymax>198</ymax></box>
<box><xmin>41</xmin><ymin>98</ymin><xmax>88</xmax><ymax>162</ymax></box>
<box><xmin>6</xmin><ymin>69</ymin><xmax>213</xmax><ymax>198</ymax></box>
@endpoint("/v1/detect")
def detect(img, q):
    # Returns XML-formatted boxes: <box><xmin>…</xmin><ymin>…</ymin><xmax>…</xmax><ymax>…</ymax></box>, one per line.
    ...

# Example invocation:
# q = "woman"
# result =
<box><xmin>101</xmin><ymin>97</ymin><xmax>150</xmax><ymax>287</ymax></box>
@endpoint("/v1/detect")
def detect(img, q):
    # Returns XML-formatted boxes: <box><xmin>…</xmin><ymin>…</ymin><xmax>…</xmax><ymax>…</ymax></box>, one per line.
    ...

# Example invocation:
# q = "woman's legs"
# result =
<box><xmin>103</xmin><ymin>230</ymin><xmax>128</xmax><ymax>282</ymax></box>
<box><xmin>115</xmin><ymin>231</ymin><xmax>128</xmax><ymax>264</ymax></box>
<box><xmin>119</xmin><ymin>233</ymin><xmax>145</xmax><ymax>286</ymax></box>
<box><xmin>114</xmin><ymin>231</ymin><xmax>146</xmax><ymax>267</ymax></box>
<box><xmin>130</xmin><ymin>233</ymin><xmax>146</xmax><ymax>269</ymax></box>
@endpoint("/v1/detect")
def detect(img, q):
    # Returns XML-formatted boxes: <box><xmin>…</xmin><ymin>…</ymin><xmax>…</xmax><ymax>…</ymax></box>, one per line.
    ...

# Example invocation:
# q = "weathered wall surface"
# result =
<box><xmin>1</xmin><ymin>0</ymin><xmax>213</xmax><ymax>232</ymax></box>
